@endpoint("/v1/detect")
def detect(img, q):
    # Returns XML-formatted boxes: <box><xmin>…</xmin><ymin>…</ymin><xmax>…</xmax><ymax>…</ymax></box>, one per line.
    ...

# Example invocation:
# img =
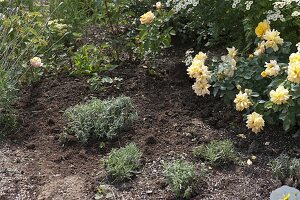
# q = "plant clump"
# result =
<box><xmin>103</xmin><ymin>143</ymin><xmax>142</xmax><ymax>182</ymax></box>
<box><xmin>164</xmin><ymin>159</ymin><xmax>205</xmax><ymax>199</ymax></box>
<box><xmin>193</xmin><ymin>140</ymin><xmax>238</xmax><ymax>166</ymax></box>
<box><xmin>269</xmin><ymin>154</ymin><xmax>300</xmax><ymax>186</ymax></box>
<box><xmin>186</xmin><ymin>20</ymin><xmax>300</xmax><ymax>134</ymax></box>
<box><xmin>64</xmin><ymin>96</ymin><xmax>138</xmax><ymax>144</ymax></box>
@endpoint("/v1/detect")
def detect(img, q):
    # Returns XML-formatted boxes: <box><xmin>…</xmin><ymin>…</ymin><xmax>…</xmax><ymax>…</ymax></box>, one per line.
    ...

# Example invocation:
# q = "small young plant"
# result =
<box><xmin>164</xmin><ymin>160</ymin><xmax>199</xmax><ymax>199</ymax></box>
<box><xmin>64</xmin><ymin>96</ymin><xmax>138</xmax><ymax>144</ymax></box>
<box><xmin>87</xmin><ymin>75</ymin><xmax>123</xmax><ymax>92</ymax></box>
<box><xmin>103</xmin><ymin>143</ymin><xmax>142</xmax><ymax>182</ymax></box>
<box><xmin>269</xmin><ymin>154</ymin><xmax>300</xmax><ymax>185</ymax></box>
<box><xmin>95</xmin><ymin>184</ymin><xmax>116</xmax><ymax>200</ymax></box>
<box><xmin>193</xmin><ymin>140</ymin><xmax>238</xmax><ymax>166</ymax></box>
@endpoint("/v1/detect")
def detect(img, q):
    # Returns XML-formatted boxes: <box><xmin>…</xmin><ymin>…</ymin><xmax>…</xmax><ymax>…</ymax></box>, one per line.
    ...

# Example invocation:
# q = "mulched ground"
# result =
<box><xmin>1</xmin><ymin>48</ymin><xmax>300</xmax><ymax>199</ymax></box>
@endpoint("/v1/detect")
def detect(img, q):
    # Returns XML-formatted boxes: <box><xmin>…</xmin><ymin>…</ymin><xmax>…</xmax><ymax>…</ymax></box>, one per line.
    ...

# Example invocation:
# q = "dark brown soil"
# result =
<box><xmin>1</xmin><ymin>48</ymin><xmax>300</xmax><ymax>199</ymax></box>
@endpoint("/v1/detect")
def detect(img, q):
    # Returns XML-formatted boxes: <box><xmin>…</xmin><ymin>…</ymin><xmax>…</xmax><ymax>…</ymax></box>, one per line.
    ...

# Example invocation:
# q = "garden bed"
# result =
<box><xmin>2</xmin><ymin>48</ymin><xmax>299</xmax><ymax>199</ymax></box>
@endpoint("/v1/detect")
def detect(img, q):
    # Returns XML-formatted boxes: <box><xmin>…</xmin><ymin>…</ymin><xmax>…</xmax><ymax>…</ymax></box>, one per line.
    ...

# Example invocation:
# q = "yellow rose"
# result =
<box><xmin>255</xmin><ymin>21</ymin><xmax>270</xmax><ymax>38</ymax></box>
<box><xmin>227</xmin><ymin>47</ymin><xmax>238</xmax><ymax>58</ymax></box>
<box><xmin>261</xmin><ymin>71</ymin><xmax>267</xmax><ymax>78</ymax></box>
<box><xmin>264</xmin><ymin>60</ymin><xmax>280</xmax><ymax>77</ymax></box>
<box><xmin>246</xmin><ymin>112</ymin><xmax>265</xmax><ymax>134</ymax></box>
<box><xmin>288</xmin><ymin>62</ymin><xmax>300</xmax><ymax>83</ymax></box>
<box><xmin>289</xmin><ymin>53</ymin><xmax>300</xmax><ymax>64</ymax></box>
<box><xmin>30</xmin><ymin>57</ymin><xmax>43</xmax><ymax>68</ymax></box>
<box><xmin>192</xmin><ymin>79</ymin><xmax>211</xmax><ymax>96</ymax></box>
<box><xmin>263</xmin><ymin>29</ymin><xmax>284</xmax><ymax>52</ymax></box>
<box><xmin>140</xmin><ymin>11</ymin><xmax>155</xmax><ymax>25</ymax></box>
<box><xmin>194</xmin><ymin>52</ymin><xmax>208</xmax><ymax>63</ymax></box>
<box><xmin>270</xmin><ymin>86</ymin><xmax>289</xmax><ymax>105</ymax></box>
<box><xmin>254</xmin><ymin>41</ymin><xmax>266</xmax><ymax>56</ymax></box>
<box><xmin>234</xmin><ymin>91</ymin><xmax>252</xmax><ymax>111</ymax></box>
<box><xmin>156</xmin><ymin>2</ymin><xmax>162</xmax><ymax>10</ymax></box>
<box><xmin>187</xmin><ymin>64</ymin><xmax>210</xmax><ymax>80</ymax></box>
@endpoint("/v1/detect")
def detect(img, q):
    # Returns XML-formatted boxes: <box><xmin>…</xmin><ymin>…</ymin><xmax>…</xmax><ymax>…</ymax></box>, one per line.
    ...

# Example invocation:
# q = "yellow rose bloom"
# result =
<box><xmin>156</xmin><ymin>2</ymin><xmax>162</xmax><ymax>10</ymax></box>
<box><xmin>246</xmin><ymin>112</ymin><xmax>265</xmax><ymax>134</ymax></box>
<box><xmin>30</xmin><ymin>57</ymin><xmax>43</xmax><ymax>68</ymax></box>
<box><xmin>270</xmin><ymin>86</ymin><xmax>290</xmax><ymax>105</ymax></box>
<box><xmin>288</xmin><ymin>62</ymin><xmax>300</xmax><ymax>83</ymax></box>
<box><xmin>140</xmin><ymin>11</ymin><xmax>155</xmax><ymax>25</ymax></box>
<box><xmin>255</xmin><ymin>21</ymin><xmax>270</xmax><ymax>38</ymax></box>
<box><xmin>264</xmin><ymin>60</ymin><xmax>280</xmax><ymax>77</ymax></box>
<box><xmin>192</xmin><ymin>79</ymin><xmax>210</xmax><ymax>96</ymax></box>
<box><xmin>254</xmin><ymin>41</ymin><xmax>266</xmax><ymax>56</ymax></box>
<box><xmin>234</xmin><ymin>91</ymin><xmax>252</xmax><ymax>111</ymax></box>
<box><xmin>187</xmin><ymin>64</ymin><xmax>201</xmax><ymax>79</ymax></box>
<box><xmin>227</xmin><ymin>47</ymin><xmax>238</xmax><ymax>58</ymax></box>
<box><xmin>289</xmin><ymin>53</ymin><xmax>300</xmax><ymax>64</ymax></box>
<box><xmin>187</xmin><ymin>51</ymin><xmax>211</xmax><ymax>80</ymax></box>
<box><xmin>263</xmin><ymin>29</ymin><xmax>284</xmax><ymax>52</ymax></box>
<box><xmin>194</xmin><ymin>52</ymin><xmax>208</xmax><ymax>63</ymax></box>
<box><xmin>187</xmin><ymin>64</ymin><xmax>210</xmax><ymax>79</ymax></box>
<box><xmin>261</xmin><ymin>71</ymin><xmax>267</xmax><ymax>78</ymax></box>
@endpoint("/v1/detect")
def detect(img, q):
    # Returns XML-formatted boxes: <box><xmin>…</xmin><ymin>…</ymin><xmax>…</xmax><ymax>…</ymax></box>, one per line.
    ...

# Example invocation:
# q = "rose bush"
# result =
<box><xmin>187</xmin><ymin>21</ymin><xmax>300</xmax><ymax>133</ymax></box>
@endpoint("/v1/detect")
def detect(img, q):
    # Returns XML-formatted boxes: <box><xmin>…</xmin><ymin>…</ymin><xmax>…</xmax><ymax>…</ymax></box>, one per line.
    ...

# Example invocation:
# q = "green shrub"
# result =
<box><xmin>0</xmin><ymin>68</ymin><xmax>17</xmax><ymax>140</ymax></box>
<box><xmin>49</xmin><ymin>0</ymin><xmax>99</xmax><ymax>31</ymax></box>
<box><xmin>187</xmin><ymin>20</ymin><xmax>300</xmax><ymax>134</ymax></box>
<box><xmin>137</xmin><ymin>9</ymin><xmax>175</xmax><ymax>60</ymax></box>
<box><xmin>166</xmin><ymin>0</ymin><xmax>300</xmax><ymax>49</ymax></box>
<box><xmin>104</xmin><ymin>143</ymin><xmax>142</xmax><ymax>182</ymax></box>
<box><xmin>164</xmin><ymin>160</ymin><xmax>199</xmax><ymax>199</ymax></box>
<box><xmin>167</xmin><ymin>0</ymin><xmax>245</xmax><ymax>48</ymax></box>
<box><xmin>269</xmin><ymin>154</ymin><xmax>300</xmax><ymax>184</ymax></box>
<box><xmin>193</xmin><ymin>140</ymin><xmax>238</xmax><ymax>166</ymax></box>
<box><xmin>0</xmin><ymin>4</ymin><xmax>45</xmax><ymax>138</ymax></box>
<box><xmin>69</xmin><ymin>44</ymin><xmax>118</xmax><ymax>76</ymax></box>
<box><xmin>87</xmin><ymin>76</ymin><xmax>123</xmax><ymax>92</ymax></box>
<box><xmin>64</xmin><ymin>96</ymin><xmax>138</xmax><ymax>144</ymax></box>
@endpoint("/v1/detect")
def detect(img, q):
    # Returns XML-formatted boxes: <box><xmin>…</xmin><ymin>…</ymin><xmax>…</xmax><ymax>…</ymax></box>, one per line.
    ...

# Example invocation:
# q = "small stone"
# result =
<box><xmin>146</xmin><ymin>190</ymin><xmax>153</xmax><ymax>195</ymax></box>
<box><xmin>265</xmin><ymin>142</ymin><xmax>270</xmax><ymax>146</ymax></box>
<box><xmin>183</xmin><ymin>132</ymin><xmax>192</xmax><ymax>138</ymax></box>
<box><xmin>247</xmin><ymin>159</ymin><xmax>253</xmax><ymax>166</ymax></box>
<box><xmin>237</xmin><ymin>134</ymin><xmax>246</xmax><ymax>139</ymax></box>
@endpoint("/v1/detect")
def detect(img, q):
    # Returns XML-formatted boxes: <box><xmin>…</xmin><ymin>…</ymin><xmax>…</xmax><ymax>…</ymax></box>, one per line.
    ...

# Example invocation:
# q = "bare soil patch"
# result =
<box><xmin>2</xmin><ymin>49</ymin><xmax>298</xmax><ymax>199</ymax></box>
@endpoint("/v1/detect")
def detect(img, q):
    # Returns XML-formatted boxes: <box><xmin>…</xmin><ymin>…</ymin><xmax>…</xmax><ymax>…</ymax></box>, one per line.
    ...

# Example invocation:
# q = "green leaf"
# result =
<box><xmin>264</xmin><ymin>101</ymin><xmax>273</xmax><ymax>109</ymax></box>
